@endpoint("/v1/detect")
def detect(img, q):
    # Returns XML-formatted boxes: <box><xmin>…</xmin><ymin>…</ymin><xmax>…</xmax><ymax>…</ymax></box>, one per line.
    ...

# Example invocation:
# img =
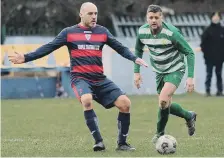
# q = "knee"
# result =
<box><xmin>159</xmin><ymin>96</ymin><xmax>170</xmax><ymax>109</ymax></box>
<box><xmin>81</xmin><ymin>94</ymin><xmax>93</xmax><ymax>110</ymax></box>
<box><xmin>115</xmin><ymin>95</ymin><xmax>131</xmax><ymax>112</ymax></box>
<box><xmin>120</xmin><ymin>99</ymin><xmax>131</xmax><ymax>112</ymax></box>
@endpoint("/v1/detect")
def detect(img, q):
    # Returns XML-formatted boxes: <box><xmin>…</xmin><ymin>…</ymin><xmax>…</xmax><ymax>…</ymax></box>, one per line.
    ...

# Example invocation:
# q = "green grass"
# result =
<box><xmin>1</xmin><ymin>93</ymin><xmax>224</xmax><ymax>157</ymax></box>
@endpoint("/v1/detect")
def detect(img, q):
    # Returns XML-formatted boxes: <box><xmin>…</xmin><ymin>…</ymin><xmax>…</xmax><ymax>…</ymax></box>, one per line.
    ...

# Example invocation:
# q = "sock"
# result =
<box><xmin>157</xmin><ymin>107</ymin><xmax>170</xmax><ymax>136</ymax></box>
<box><xmin>170</xmin><ymin>103</ymin><xmax>192</xmax><ymax>121</ymax></box>
<box><xmin>117</xmin><ymin>112</ymin><xmax>130</xmax><ymax>144</ymax></box>
<box><xmin>84</xmin><ymin>109</ymin><xmax>103</xmax><ymax>144</ymax></box>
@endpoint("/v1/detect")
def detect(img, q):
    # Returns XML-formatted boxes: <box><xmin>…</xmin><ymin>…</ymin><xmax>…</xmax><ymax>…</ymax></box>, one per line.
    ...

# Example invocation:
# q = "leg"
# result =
<box><xmin>163</xmin><ymin>71</ymin><xmax>197</xmax><ymax>136</ymax></box>
<box><xmin>93</xmin><ymin>78</ymin><xmax>135</xmax><ymax>151</ymax></box>
<box><xmin>81</xmin><ymin>94</ymin><xmax>105</xmax><ymax>151</ymax></box>
<box><xmin>170</xmin><ymin>102</ymin><xmax>192</xmax><ymax>121</ymax></box>
<box><xmin>156</xmin><ymin>70</ymin><xmax>185</xmax><ymax>135</ymax></box>
<box><xmin>72</xmin><ymin>79</ymin><xmax>104</xmax><ymax>151</ymax></box>
<box><xmin>153</xmin><ymin>71</ymin><xmax>193</xmax><ymax>143</ymax></box>
<box><xmin>157</xmin><ymin>82</ymin><xmax>176</xmax><ymax>135</ymax></box>
<box><xmin>152</xmin><ymin>82</ymin><xmax>176</xmax><ymax>144</ymax></box>
<box><xmin>114</xmin><ymin>95</ymin><xmax>135</xmax><ymax>151</ymax></box>
<box><xmin>205</xmin><ymin>62</ymin><xmax>213</xmax><ymax>95</ymax></box>
<box><xmin>215</xmin><ymin>62</ymin><xmax>223</xmax><ymax>96</ymax></box>
<box><xmin>114</xmin><ymin>95</ymin><xmax>131</xmax><ymax>144</ymax></box>
<box><xmin>170</xmin><ymin>101</ymin><xmax>197</xmax><ymax>136</ymax></box>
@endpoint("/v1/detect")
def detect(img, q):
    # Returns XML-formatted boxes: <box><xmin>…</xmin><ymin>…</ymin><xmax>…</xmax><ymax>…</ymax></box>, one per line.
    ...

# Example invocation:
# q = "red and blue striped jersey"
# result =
<box><xmin>24</xmin><ymin>24</ymin><xmax>137</xmax><ymax>81</ymax></box>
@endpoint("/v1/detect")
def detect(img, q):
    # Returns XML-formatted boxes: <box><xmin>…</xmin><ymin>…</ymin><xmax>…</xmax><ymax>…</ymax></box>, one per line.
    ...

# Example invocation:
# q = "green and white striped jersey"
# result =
<box><xmin>134</xmin><ymin>22</ymin><xmax>195</xmax><ymax>77</ymax></box>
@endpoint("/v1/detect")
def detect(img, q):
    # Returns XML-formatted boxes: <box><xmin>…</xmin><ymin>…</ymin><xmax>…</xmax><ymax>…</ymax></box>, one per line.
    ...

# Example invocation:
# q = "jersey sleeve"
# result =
<box><xmin>172</xmin><ymin>30</ymin><xmax>195</xmax><ymax>78</ymax></box>
<box><xmin>24</xmin><ymin>28</ymin><xmax>67</xmax><ymax>62</ymax></box>
<box><xmin>105</xmin><ymin>29</ymin><xmax>137</xmax><ymax>62</ymax></box>
<box><xmin>134</xmin><ymin>30</ymin><xmax>145</xmax><ymax>73</ymax></box>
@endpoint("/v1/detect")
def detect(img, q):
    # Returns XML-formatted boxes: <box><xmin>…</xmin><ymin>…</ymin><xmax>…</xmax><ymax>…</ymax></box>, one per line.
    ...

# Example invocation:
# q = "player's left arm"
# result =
<box><xmin>172</xmin><ymin>30</ymin><xmax>195</xmax><ymax>92</ymax></box>
<box><xmin>172</xmin><ymin>30</ymin><xmax>195</xmax><ymax>78</ymax></box>
<box><xmin>105</xmin><ymin>29</ymin><xmax>137</xmax><ymax>62</ymax></box>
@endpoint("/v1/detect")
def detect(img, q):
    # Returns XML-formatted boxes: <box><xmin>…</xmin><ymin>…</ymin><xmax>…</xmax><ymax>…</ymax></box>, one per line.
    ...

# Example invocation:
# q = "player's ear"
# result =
<box><xmin>79</xmin><ymin>12</ymin><xmax>82</xmax><ymax>18</ymax></box>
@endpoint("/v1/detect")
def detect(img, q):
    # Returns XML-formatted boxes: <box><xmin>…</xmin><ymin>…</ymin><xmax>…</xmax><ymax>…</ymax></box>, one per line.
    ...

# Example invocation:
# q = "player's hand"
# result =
<box><xmin>8</xmin><ymin>52</ymin><xmax>25</xmax><ymax>64</ymax></box>
<box><xmin>135</xmin><ymin>58</ymin><xmax>148</xmax><ymax>67</ymax></box>
<box><xmin>185</xmin><ymin>77</ymin><xmax>194</xmax><ymax>93</ymax></box>
<box><xmin>134</xmin><ymin>73</ymin><xmax>143</xmax><ymax>89</ymax></box>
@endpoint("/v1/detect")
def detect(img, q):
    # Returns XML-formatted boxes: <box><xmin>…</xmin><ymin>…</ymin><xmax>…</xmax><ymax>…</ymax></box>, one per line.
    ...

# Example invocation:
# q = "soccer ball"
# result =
<box><xmin>155</xmin><ymin>135</ymin><xmax>177</xmax><ymax>154</ymax></box>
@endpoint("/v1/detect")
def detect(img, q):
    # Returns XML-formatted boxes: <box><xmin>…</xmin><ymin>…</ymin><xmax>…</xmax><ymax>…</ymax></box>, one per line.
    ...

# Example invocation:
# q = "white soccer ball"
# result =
<box><xmin>155</xmin><ymin>135</ymin><xmax>177</xmax><ymax>154</ymax></box>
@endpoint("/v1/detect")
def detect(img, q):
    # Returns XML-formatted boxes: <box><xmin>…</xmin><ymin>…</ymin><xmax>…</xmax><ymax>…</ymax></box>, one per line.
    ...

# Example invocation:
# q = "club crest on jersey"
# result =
<box><xmin>85</xmin><ymin>34</ymin><xmax>91</xmax><ymax>40</ymax></box>
<box><xmin>162</xmin><ymin>39</ymin><xmax>167</xmax><ymax>45</ymax></box>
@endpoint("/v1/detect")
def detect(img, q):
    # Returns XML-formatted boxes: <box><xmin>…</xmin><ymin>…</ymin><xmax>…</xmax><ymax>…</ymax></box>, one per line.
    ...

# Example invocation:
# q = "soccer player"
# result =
<box><xmin>134</xmin><ymin>5</ymin><xmax>197</xmax><ymax>144</ymax></box>
<box><xmin>9</xmin><ymin>2</ymin><xmax>148</xmax><ymax>151</ymax></box>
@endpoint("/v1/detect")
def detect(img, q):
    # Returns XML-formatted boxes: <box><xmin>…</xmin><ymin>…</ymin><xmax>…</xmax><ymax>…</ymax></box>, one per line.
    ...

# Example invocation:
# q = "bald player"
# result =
<box><xmin>9</xmin><ymin>2</ymin><xmax>148</xmax><ymax>151</ymax></box>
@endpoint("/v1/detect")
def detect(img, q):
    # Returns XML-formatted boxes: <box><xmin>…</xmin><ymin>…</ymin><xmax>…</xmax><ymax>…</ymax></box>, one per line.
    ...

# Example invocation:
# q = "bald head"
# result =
<box><xmin>80</xmin><ymin>2</ymin><xmax>97</xmax><ymax>14</ymax></box>
<box><xmin>79</xmin><ymin>2</ymin><xmax>98</xmax><ymax>28</ymax></box>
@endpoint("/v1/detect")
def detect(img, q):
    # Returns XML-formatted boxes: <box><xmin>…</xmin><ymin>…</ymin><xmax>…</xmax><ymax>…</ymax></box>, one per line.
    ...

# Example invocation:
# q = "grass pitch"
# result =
<box><xmin>1</xmin><ymin>93</ymin><xmax>224</xmax><ymax>157</ymax></box>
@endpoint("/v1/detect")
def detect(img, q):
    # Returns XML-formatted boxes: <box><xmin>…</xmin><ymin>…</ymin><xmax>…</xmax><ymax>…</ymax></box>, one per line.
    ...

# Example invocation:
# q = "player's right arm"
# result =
<box><xmin>134</xmin><ymin>31</ymin><xmax>145</xmax><ymax>89</ymax></box>
<box><xmin>9</xmin><ymin>28</ymin><xmax>67</xmax><ymax>64</ymax></box>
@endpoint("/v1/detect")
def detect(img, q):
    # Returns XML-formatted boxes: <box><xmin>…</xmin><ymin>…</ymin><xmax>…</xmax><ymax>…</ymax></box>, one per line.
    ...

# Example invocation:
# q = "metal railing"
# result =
<box><xmin>111</xmin><ymin>13</ymin><xmax>224</xmax><ymax>40</ymax></box>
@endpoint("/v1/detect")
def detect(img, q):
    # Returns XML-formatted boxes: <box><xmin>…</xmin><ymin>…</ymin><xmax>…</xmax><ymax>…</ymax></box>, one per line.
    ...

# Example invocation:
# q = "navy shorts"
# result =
<box><xmin>71</xmin><ymin>78</ymin><xmax>125</xmax><ymax>109</ymax></box>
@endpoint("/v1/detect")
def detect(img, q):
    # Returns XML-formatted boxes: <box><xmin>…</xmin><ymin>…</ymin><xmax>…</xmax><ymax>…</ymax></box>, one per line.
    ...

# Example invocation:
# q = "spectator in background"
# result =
<box><xmin>55</xmin><ymin>72</ymin><xmax>68</xmax><ymax>98</ymax></box>
<box><xmin>55</xmin><ymin>82</ymin><xmax>68</xmax><ymax>98</ymax></box>
<box><xmin>200</xmin><ymin>12</ymin><xmax>224</xmax><ymax>96</ymax></box>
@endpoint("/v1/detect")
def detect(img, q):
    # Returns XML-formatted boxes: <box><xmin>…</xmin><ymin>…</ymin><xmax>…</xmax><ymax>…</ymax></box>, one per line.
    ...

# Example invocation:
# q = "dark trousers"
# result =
<box><xmin>205</xmin><ymin>61</ymin><xmax>223</xmax><ymax>93</ymax></box>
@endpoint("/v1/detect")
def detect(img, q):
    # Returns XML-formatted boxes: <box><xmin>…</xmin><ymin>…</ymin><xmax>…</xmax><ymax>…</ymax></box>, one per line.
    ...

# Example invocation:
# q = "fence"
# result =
<box><xmin>111</xmin><ymin>13</ymin><xmax>224</xmax><ymax>40</ymax></box>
